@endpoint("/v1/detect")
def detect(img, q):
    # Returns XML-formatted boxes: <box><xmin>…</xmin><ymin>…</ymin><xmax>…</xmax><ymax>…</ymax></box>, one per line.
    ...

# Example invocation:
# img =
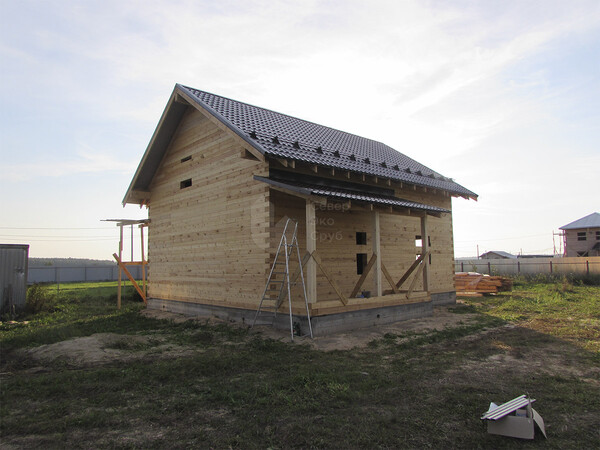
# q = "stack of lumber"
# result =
<box><xmin>455</xmin><ymin>272</ymin><xmax>513</xmax><ymax>297</ymax></box>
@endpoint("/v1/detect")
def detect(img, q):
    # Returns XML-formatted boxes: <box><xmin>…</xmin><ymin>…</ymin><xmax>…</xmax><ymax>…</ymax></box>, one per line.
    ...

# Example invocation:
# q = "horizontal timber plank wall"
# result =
<box><xmin>148</xmin><ymin>107</ymin><xmax>270</xmax><ymax>308</ymax></box>
<box><xmin>270</xmin><ymin>186</ymin><xmax>455</xmax><ymax>311</ymax></box>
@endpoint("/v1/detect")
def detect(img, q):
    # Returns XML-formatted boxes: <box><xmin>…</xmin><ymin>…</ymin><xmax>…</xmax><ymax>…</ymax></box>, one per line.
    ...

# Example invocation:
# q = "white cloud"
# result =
<box><xmin>0</xmin><ymin>149</ymin><xmax>136</xmax><ymax>182</ymax></box>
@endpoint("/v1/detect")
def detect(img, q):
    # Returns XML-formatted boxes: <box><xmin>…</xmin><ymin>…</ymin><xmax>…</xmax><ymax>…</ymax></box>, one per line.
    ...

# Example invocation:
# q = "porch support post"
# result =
<box><xmin>420</xmin><ymin>214</ymin><xmax>430</xmax><ymax>293</ymax></box>
<box><xmin>306</xmin><ymin>200</ymin><xmax>317</xmax><ymax>303</ymax></box>
<box><xmin>372</xmin><ymin>210</ymin><xmax>382</xmax><ymax>297</ymax></box>
<box><xmin>116</xmin><ymin>223</ymin><xmax>124</xmax><ymax>309</ymax></box>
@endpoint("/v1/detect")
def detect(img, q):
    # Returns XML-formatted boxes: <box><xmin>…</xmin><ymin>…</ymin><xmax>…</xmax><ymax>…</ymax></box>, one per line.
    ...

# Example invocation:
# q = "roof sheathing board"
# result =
<box><xmin>178</xmin><ymin>84</ymin><xmax>477</xmax><ymax>199</ymax></box>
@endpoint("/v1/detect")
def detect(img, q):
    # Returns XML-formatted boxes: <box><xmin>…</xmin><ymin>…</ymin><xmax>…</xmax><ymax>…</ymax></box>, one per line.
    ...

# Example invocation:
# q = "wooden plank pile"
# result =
<box><xmin>455</xmin><ymin>272</ymin><xmax>513</xmax><ymax>297</ymax></box>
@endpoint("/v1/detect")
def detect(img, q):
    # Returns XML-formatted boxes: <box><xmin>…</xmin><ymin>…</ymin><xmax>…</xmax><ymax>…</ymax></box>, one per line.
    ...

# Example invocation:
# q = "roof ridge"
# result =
<box><xmin>179</xmin><ymin>84</ymin><xmax>387</xmax><ymax>148</ymax></box>
<box><xmin>175</xmin><ymin>84</ymin><xmax>476</xmax><ymax>199</ymax></box>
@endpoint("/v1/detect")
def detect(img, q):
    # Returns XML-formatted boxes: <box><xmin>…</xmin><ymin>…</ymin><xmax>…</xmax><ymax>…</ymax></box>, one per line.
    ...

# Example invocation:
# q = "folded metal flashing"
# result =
<box><xmin>254</xmin><ymin>176</ymin><xmax>449</xmax><ymax>215</ymax></box>
<box><xmin>481</xmin><ymin>395</ymin><xmax>534</xmax><ymax>420</ymax></box>
<box><xmin>482</xmin><ymin>395</ymin><xmax>547</xmax><ymax>440</ymax></box>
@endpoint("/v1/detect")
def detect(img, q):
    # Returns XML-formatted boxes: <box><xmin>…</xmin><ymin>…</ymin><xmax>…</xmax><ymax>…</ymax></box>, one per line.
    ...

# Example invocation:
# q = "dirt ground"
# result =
<box><xmin>18</xmin><ymin>304</ymin><xmax>599</xmax><ymax>390</ymax></box>
<box><xmin>19</xmin><ymin>305</ymin><xmax>480</xmax><ymax>368</ymax></box>
<box><xmin>141</xmin><ymin>304</ymin><xmax>482</xmax><ymax>351</ymax></box>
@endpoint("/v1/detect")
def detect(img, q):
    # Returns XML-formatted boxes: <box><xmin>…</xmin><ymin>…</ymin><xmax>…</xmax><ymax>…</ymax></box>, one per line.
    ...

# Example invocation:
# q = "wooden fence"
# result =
<box><xmin>455</xmin><ymin>257</ymin><xmax>600</xmax><ymax>276</ymax></box>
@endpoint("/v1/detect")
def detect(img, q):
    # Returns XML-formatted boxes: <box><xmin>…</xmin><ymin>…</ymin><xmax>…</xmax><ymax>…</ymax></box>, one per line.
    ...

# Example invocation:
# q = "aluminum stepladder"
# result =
<box><xmin>251</xmin><ymin>218</ymin><xmax>313</xmax><ymax>340</ymax></box>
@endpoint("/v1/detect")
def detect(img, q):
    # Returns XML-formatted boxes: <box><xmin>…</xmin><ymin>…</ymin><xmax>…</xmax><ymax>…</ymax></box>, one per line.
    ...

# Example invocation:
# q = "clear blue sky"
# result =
<box><xmin>1</xmin><ymin>0</ymin><xmax>599</xmax><ymax>259</ymax></box>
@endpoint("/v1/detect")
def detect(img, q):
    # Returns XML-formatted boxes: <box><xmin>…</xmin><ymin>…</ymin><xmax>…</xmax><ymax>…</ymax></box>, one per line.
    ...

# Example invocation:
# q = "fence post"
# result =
<box><xmin>461</xmin><ymin>262</ymin><xmax>464</xmax><ymax>272</ymax></box>
<box><xmin>487</xmin><ymin>262</ymin><xmax>491</xmax><ymax>274</ymax></box>
<box><xmin>517</xmin><ymin>261</ymin><xmax>520</xmax><ymax>273</ymax></box>
<box><xmin>550</xmin><ymin>261</ymin><xmax>553</xmax><ymax>274</ymax></box>
<box><xmin>587</xmin><ymin>260</ymin><xmax>590</xmax><ymax>276</ymax></box>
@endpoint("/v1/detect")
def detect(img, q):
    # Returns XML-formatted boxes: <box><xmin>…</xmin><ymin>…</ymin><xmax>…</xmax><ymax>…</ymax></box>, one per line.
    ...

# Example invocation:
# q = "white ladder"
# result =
<box><xmin>251</xmin><ymin>218</ymin><xmax>313</xmax><ymax>340</ymax></box>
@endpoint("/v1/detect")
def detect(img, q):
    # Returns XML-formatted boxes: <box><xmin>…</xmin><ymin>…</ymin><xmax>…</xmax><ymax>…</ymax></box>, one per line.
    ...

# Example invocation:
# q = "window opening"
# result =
<box><xmin>181</xmin><ymin>155</ymin><xmax>192</xmax><ymax>163</ymax></box>
<box><xmin>577</xmin><ymin>232</ymin><xmax>586</xmax><ymax>241</ymax></box>
<box><xmin>356</xmin><ymin>232</ymin><xmax>367</xmax><ymax>245</ymax></box>
<box><xmin>180</xmin><ymin>178</ymin><xmax>192</xmax><ymax>189</ymax></box>
<box><xmin>356</xmin><ymin>253</ymin><xmax>367</xmax><ymax>275</ymax></box>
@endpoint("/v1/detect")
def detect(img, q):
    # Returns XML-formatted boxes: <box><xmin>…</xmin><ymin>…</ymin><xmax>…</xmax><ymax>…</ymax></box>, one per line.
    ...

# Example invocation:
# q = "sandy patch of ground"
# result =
<box><xmin>21</xmin><ymin>333</ymin><xmax>194</xmax><ymax>367</ymax></box>
<box><xmin>145</xmin><ymin>304</ymin><xmax>480</xmax><ymax>351</ymax></box>
<box><xmin>305</xmin><ymin>306</ymin><xmax>478</xmax><ymax>351</ymax></box>
<box><xmin>15</xmin><ymin>305</ymin><xmax>501</xmax><ymax>368</ymax></box>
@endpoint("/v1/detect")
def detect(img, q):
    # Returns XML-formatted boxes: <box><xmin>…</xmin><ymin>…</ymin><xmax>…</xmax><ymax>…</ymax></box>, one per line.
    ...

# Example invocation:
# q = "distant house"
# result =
<box><xmin>559</xmin><ymin>212</ymin><xmax>600</xmax><ymax>257</ymax></box>
<box><xmin>480</xmin><ymin>251</ymin><xmax>516</xmax><ymax>260</ymax></box>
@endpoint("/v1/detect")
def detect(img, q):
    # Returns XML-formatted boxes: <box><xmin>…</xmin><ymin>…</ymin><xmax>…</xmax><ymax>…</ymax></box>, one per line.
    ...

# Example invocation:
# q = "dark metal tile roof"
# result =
<box><xmin>179</xmin><ymin>84</ymin><xmax>477</xmax><ymax>198</ymax></box>
<box><xmin>254</xmin><ymin>176</ymin><xmax>450</xmax><ymax>214</ymax></box>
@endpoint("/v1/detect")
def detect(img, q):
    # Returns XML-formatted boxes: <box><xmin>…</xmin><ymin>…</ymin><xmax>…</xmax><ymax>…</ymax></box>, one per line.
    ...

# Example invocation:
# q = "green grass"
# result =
<box><xmin>0</xmin><ymin>282</ymin><xmax>150</xmax><ymax>350</ymax></box>
<box><xmin>459</xmin><ymin>280</ymin><xmax>600</xmax><ymax>353</ymax></box>
<box><xmin>1</xmin><ymin>281</ymin><xmax>599</xmax><ymax>448</ymax></box>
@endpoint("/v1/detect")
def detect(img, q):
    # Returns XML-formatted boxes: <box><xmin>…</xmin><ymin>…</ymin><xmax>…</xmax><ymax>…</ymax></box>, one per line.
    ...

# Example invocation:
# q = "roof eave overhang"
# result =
<box><xmin>265</xmin><ymin>155</ymin><xmax>478</xmax><ymax>201</ymax></box>
<box><xmin>123</xmin><ymin>84</ymin><xmax>267</xmax><ymax>206</ymax></box>
<box><xmin>123</xmin><ymin>85</ymin><xmax>188</xmax><ymax>205</ymax></box>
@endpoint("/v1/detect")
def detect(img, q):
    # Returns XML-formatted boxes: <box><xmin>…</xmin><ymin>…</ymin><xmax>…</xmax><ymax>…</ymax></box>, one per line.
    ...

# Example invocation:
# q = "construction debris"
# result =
<box><xmin>455</xmin><ymin>272</ymin><xmax>513</xmax><ymax>297</ymax></box>
<box><xmin>481</xmin><ymin>394</ymin><xmax>547</xmax><ymax>440</ymax></box>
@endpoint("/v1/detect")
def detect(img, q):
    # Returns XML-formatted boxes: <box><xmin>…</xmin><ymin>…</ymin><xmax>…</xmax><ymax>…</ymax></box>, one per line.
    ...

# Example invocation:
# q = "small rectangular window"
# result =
<box><xmin>356</xmin><ymin>232</ymin><xmax>367</xmax><ymax>245</ymax></box>
<box><xmin>356</xmin><ymin>253</ymin><xmax>367</xmax><ymax>275</ymax></box>
<box><xmin>180</xmin><ymin>178</ymin><xmax>192</xmax><ymax>189</ymax></box>
<box><xmin>415</xmin><ymin>235</ymin><xmax>422</xmax><ymax>247</ymax></box>
<box><xmin>596</xmin><ymin>231</ymin><xmax>600</xmax><ymax>241</ymax></box>
<box><xmin>577</xmin><ymin>232</ymin><xmax>586</xmax><ymax>241</ymax></box>
<box><xmin>181</xmin><ymin>155</ymin><xmax>192</xmax><ymax>163</ymax></box>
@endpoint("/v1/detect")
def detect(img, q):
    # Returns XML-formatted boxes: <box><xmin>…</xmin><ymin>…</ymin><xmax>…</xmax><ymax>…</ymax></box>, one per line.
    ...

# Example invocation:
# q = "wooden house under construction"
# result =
<box><xmin>123</xmin><ymin>84</ymin><xmax>477</xmax><ymax>335</ymax></box>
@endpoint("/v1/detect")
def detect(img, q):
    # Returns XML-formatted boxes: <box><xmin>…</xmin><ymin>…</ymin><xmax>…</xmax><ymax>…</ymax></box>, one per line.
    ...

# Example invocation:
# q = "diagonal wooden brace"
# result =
<box><xmin>311</xmin><ymin>251</ymin><xmax>347</xmax><ymax>305</ymax></box>
<box><xmin>113</xmin><ymin>253</ymin><xmax>147</xmax><ymax>304</ymax></box>
<box><xmin>406</xmin><ymin>251</ymin><xmax>430</xmax><ymax>299</ymax></box>
<box><xmin>396</xmin><ymin>252</ymin><xmax>428</xmax><ymax>289</ymax></box>
<box><xmin>350</xmin><ymin>254</ymin><xmax>377</xmax><ymax>298</ymax></box>
<box><xmin>381</xmin><ymin>262</ymin><xmax>400</xmax><ymax>294</ymax></box>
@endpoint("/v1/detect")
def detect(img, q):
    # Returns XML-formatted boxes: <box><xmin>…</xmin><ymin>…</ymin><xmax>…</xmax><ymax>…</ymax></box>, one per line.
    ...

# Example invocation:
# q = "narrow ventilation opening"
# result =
<box><xmin>181</xmin><ymin>155</ymin><xmax>192</xmax><ymax>163</ymax></box>
<box><xmin>180</xmin><ymin>178</ymin><xmax>192</xmax><ymax>189</ymax></box>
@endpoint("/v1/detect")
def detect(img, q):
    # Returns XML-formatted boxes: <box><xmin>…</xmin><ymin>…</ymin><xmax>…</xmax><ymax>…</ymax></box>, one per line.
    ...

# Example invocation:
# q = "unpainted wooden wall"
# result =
<box><xmin>147</xmin><ymin>108</ymin><xmax>270</xmax><ymax>308</ymax></box>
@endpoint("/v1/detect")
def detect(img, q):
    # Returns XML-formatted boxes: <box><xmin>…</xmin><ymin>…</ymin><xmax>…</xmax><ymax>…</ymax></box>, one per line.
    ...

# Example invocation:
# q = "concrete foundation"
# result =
<box><xmin>147</xmin><ymin>294</ymin><xmax>452</xmax><ymax>336</ymax></box>
<box><xmin>431</xmin><ymin>291</ymin><xmax>456</xmax><ymax>306</ymax></box>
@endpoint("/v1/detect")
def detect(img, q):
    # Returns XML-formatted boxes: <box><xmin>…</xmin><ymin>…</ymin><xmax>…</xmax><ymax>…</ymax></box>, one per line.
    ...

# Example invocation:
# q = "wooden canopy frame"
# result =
<box><xmin>103</xmin><ymin>219</ymin><xmax>149</xmax><ymax>309</ymax></box>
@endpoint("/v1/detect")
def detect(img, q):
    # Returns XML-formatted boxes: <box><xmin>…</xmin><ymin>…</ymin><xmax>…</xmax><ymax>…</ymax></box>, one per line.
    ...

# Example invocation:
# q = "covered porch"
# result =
<box><xmin>255</xmin><ymin>173</ymin><xmax>449</xmax><ymax>319</ymax></box>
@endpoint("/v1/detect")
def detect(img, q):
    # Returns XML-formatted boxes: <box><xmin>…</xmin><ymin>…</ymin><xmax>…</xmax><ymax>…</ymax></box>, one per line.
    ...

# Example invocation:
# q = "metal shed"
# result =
<box><xmin>0</xmin><ymin>244</ymin><xmax>29</xmax><ymax>313</ymax></box>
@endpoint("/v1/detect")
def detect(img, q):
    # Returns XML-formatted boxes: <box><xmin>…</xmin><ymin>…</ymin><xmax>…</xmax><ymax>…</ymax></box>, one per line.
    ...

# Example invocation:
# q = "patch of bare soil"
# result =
<box><xmin>145</xmin><ymin>304</ymin><xmax>481</xmax><ymax>351</ymax></box>
<box><xmin>444</xmin><ymin>326</ymin><xmax>600</xmax><ymax>387</ymax></box>
<box><xmin>141</xmin><ymin>308</ymin><xmax>230</xmax><ymax>325</ymax></box>
<box><xmin>20</xmin><ymin>333</ymin><xmax>194</xmax><ymax>368</ymax></box>
<box><xmin>298</xmin><ymin>306</ymin><xmax>480</xmax><ymax>351</ymax></box>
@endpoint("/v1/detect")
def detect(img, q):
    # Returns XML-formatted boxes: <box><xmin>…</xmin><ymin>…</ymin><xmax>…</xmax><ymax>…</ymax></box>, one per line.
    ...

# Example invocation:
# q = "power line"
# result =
<box><xmin>0</xmin><ymin>234</ymin><xmax>114</xmax><ymax>238</ymax></box>
<box><xmin>455</xmin><ymin>233</ymin><xmax>548</xmax><ymax>243</ymax></box>
<box><xmin>0</xmin><ymin>227</ymin><xmax>114</xmax><ymax>230</ymax></box>
<box><xmin>0</xmin><ymin>237</ymin><xmax>115</xmax><ymax>242</ymax></box>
